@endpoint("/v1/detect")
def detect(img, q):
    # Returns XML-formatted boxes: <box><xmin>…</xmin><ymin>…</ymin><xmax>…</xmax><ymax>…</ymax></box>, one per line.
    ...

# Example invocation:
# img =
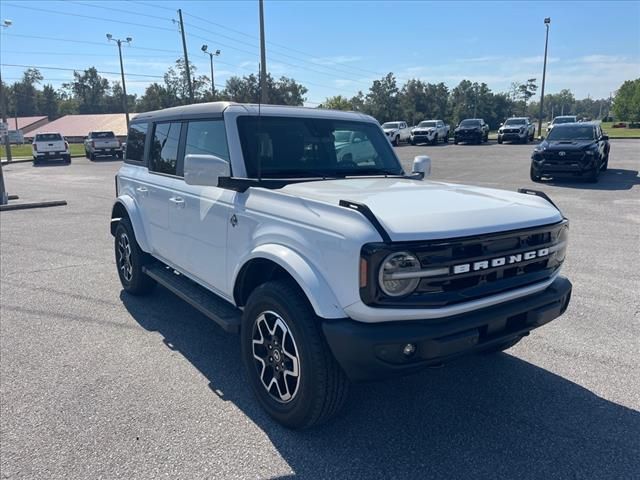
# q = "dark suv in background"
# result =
<box><xmin>530</xmin><ymin>123</ymin><xmax>610</xmax><ymax>183</ymax></box>
<box><xmin>454</xmin><ymin>118</ymin><xmax>489</xmax><ymax>144</ymax></box>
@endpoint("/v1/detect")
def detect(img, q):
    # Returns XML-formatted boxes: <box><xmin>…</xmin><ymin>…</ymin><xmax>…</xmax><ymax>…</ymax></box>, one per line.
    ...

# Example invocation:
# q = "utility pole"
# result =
<box><xmin>177</xmin><ymin>9</ymin><xmax>194</xmax><ymax>103</ymax></box>
<box><xmin>259</xmin><ymin>0</ymin><xmax>268</xmax><ymax>104</ymax></box>
<box><xmin>107</xmin><ymin>34</ymin><xmax>132</xmax><ymax>126</ymax></box>
<box><xmin>537</xmin><ymin>17</ymin><xmax>550</xmax><ymax>138</ymax></box>
<box><xmin>201</xmin><ymin>45</ymin><xmax>220</xmax><ymax>99</ymax></box>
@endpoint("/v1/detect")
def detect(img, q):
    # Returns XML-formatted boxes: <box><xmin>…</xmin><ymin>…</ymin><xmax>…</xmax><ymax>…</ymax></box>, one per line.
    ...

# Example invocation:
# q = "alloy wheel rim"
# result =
<box><xmin>117</xmin><ymin>232</ymin><xmax>133</xmax><ymax>282</ymax></box>
<box><xmin>251</xmin><ymin>310</ymin><xmax>300</xmax><ymax>403</ymax></box>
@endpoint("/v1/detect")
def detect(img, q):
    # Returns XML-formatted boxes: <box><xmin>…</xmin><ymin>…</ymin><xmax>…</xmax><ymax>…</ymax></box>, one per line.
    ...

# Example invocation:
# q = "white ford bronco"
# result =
<box><xmin>111</xmin><ymin>102</ymin><xmax>572</xmax><ymax>429</ymax></box>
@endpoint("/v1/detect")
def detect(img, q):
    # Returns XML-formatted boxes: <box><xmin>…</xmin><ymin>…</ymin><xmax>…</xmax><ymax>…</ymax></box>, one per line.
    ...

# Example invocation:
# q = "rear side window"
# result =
<box><xmin>149</xmin><ymin>122</ymin><xmax>182</xmax><ymax>176</ymax></box>
<box><xmin>35</xmin><ymin>133</ymin><xmax>62</xmax><ymax>141</ymax></box>
<box><xmin>125</xmin><ymin>123</ymin><xmax>147</xmax><ymax>163</ymax></box>
<box><xmin>184</xmin><ymin>120</ymin><xmax>229</xmax><ymax>161</ymax></box>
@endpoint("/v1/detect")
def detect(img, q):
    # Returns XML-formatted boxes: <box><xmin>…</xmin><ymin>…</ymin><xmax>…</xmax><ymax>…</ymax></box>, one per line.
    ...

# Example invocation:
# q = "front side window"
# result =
<box><xmin>237</xmin><ymin>116</ymin><xmax>403</xmax><ymax>178</ymax></box>
<box><xmin>505</xmin><ymin>118</ymin><xmax>526</xmax><ymax>126</ymax></box>
<box><xmin>125</xmin><ymin>123</ymin><xmax>147</xmax><ymax>163</ymax></box>
<box><xmin>150</xmin><ymin>122</ymin><xmax>182</xmax><ymax>175</ymax></box>
<box><xmin>382</xmin><ymin>122</ymin><xmax>400</xmax><ymax>129</ymax></box>
<box><xmin>93</xmin><ymin>131</ymin><xmax>115</xmax><ymax>139</ymax></box>
<box><xmin>184</xmin><ymin>120</ymin><xmax>229</xmax><ymax>161</ymax></box>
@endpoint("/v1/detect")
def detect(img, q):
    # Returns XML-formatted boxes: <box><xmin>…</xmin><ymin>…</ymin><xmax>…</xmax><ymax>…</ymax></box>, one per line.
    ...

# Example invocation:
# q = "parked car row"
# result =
<box><xmin>31</xmin><ymin>130</ymin><xmax>124</xmax><ymax>165</ymax></box>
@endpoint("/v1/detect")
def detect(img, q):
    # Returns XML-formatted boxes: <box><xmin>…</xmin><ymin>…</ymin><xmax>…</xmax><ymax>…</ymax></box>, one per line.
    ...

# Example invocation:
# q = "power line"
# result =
<box><xmin>1</xmin><ymin>50</ymin><xmax>183</xmax><ymax>59</ymax></box>
<box><xmin>1</xmin><ymin>63</ymin><xmax>165</xmax><ymax>79</ymax></box>
<box><xmin>69</xmin><ymin>0</ymin><xmax>173</xmax><ymax>23</ymax></box>
<box><xmin>3</xmin><ymin>2</ymin><xmax>176</xmax><ymax>32</ymax></box>
<box><xmin>3</xmin><ymin>33</ymin><xmax>183</xmax><ymax>54</ymax></box>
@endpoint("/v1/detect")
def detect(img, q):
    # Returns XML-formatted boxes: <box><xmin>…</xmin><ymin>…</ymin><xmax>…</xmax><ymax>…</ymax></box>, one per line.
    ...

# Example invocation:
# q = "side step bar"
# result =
<box><xmin>142</xmin><ymin>264</ymin><xmax>242</xmax><ymax>334</ymax></box>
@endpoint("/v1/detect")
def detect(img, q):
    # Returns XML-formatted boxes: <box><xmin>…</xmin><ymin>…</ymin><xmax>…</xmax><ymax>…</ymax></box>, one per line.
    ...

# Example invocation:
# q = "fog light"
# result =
<box><xmin>402</xmin><ymin>343</ymin><xmax>416</xmax><ymax>356</ymax></box>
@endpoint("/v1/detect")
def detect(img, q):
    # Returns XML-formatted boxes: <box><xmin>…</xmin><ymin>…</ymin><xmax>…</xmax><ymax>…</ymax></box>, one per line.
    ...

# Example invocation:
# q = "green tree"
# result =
<box><xmin>319</xmin><ymin>95</ymin><xmax>353</xmax><ymax>110</ymax></box>
<box><xmin>163</xmin><ymin>58</ymin><xmax>209</xmax><ymax>104</ymax></box>
<box><xmin>518</xmin><ymin>78</ymin><xmax>537</xmax><ymax>116</ymax></box>
<box><xmin>11</xmin><ymin>68</ymin><xmax>43</xmax><ymax>116</ymax></box>
<box><xmin>364</xmin><ymin>73</ymin><xmax>400</xmax><ymax>122</ymax></box>
<box><xmin>63</xmin><ymin>67</ymin><xmax>111</xmax><ymax>114</ymax></box>
<box><xmin>612</xmin><ymin>78</ymin><xmax>640</xmax><ymax>122</ymax></box>
<box><xmin>38</xmin><ymin>84</ymin><xmax>59</xmax><ymax>119</ymax></box>
<box><xmin>137</xmin><ymin>82</ymin><xmax>178</xmax><ymax>112</ymax></box>
<box><xmin>221</xmin><ymin>73</ymin><xmax>307</xmax><ymax>105</ymax></box>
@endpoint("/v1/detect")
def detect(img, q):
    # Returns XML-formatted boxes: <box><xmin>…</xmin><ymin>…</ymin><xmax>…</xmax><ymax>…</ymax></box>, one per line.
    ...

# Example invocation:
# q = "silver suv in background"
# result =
<box><xmin>546</xmin><ymin>115</ymin><xmax>578</xmax><ymax>134</ymax></box>
<box><xmin>498</xmin><ymin>117</ymin><xmax>535</xmax><ymax>144</ymax></box>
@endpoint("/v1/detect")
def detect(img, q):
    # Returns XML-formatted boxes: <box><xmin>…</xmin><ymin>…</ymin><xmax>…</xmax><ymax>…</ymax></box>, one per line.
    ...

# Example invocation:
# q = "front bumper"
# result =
<box><xmin>499</xmin><ymin>132</ymin><xmax>526</xmax><ymax>141</ymax></box>
<box><xmin>322</xmin><ymin>276</ymin><xmax>571</xmax><ymax>381</ymax></box>
<box><xmin>411</xmin><ymin>132</ymin><xmax>435</xmax><ymax>142</ymax></box>
<box><xmin>532</xmin><ymin>153</ymin><xmax>597</xmax><ymax>177</ymax></box>
<box><xmin>455</xmin><ymin>131</ymin><xmax>482</xmax><ymax>142</ymax></box>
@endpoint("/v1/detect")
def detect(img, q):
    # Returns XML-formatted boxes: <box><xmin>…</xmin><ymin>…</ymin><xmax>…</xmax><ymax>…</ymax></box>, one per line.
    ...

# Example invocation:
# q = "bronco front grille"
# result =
<box><xmin>360</xmin><ymin>221</ymin><xmax>568</xmax><ymax>308</ymax></box>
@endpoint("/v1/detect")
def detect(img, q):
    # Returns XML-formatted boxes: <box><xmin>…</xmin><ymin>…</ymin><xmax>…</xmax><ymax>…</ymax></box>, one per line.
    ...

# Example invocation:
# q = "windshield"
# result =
<box><xmin>547</xmin><ymin>126</ymin><xmax>596</xmax><ymax>141</ymax></box>
<box><xmin>417</xmin><ymin>121</ymin><xmax>437</xmax><ymax>128</ymax></box>
<box><xmin>93</xmin><ymin>131</ymin><xmax>115</xmax><ymax>138</ymax></box>
<box><xmin>382</xmin><ymin>122</ymin><xmax>400</xmax><ymax>129</ymax></box>
<box><xmin>460</xmin><ymin>119</ymin><xmax>481</xmax><ymax>127</ymax></box>
<box><xmin>333</xmin><ymin>130</ymin><xmax>352</xmax><ymax>143</ymax></box>
<box><xmin>553</xmin><ymin>117</ymin><xmax>576</xmax><ymax>125</ymax></box>
<box><xmin>35</xmin><ymin>133</ymin><xmax>62</xmax><ymax>141</ymax></box>
<box><xmin>505</xmin><ymin>118</ymin><xmax>526</xmax><ymax>125</ymax></box>
<box><xmin>237</xmin><ymin>116</ymin><xmax>403</xmax><ymax>178</ymax></box>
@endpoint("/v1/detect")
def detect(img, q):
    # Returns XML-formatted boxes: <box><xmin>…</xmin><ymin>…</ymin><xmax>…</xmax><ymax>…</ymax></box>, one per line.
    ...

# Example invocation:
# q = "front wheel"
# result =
<box><xmin>431</xmin><ymin>134</ymin><xmax>438</xmax><ymax>146</ymax></box>
<box><xmin>530</xmin><ymin>165</ymin><xmax>541</xmax><ymax>182</ymax></box>
<box><xmin>392</xmin><ymin>136</ymin><xmax>399</xmax><ymax>146</ymax></box>
<box><xmin>241</xmin><ymin>280</ymin><xmax>349</xmax><ymax>429</ymax></box>
<box><xmin>497</xmin><ymin>136</ymin><xmax>503</xmax><ymax>144</ymax></box>
<box><xmin>114</xmin><ymin>218</ymin><xmax>156</xmax><ymax>295</ymax></box>
<box><xmin>443</xmin><ymin>133</ymin><xmax>449</xmax><ymax>144</ymax></box>
<box><xmin>601</xmin><ymin>153</ymin><xmax>609</xmax><ymax>171</ymax></box>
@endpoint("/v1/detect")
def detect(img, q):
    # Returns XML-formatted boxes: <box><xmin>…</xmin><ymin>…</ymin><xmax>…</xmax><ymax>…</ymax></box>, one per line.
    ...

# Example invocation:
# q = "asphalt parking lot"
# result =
<box><xmin>1</xmin><ymin>141</ymin><xmax>639</xmax><ymax>479</ymax></box>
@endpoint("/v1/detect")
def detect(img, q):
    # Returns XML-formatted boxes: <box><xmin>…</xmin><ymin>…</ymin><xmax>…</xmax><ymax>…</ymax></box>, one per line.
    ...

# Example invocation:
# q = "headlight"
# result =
<box><xmin>378</xmin><ymin>251</ymin><xmax>421</xmax><ymax>297</ymax></box>
<box><xmin>585</xmin><ymin>150</ymin><xmax>595</xmax><ymax>155</ymax></box>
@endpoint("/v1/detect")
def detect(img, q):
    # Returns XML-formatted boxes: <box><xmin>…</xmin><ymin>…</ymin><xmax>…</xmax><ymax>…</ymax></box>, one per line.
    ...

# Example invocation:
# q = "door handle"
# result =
<box><xmin>136</xmin><ymin>186</ymin><xmax>148</xmax><ymax>194</ymax></box>
<box><xmin>170</xmin><ymin>196</ymin><xmax>185</xmax><ymax>208</ymax></box>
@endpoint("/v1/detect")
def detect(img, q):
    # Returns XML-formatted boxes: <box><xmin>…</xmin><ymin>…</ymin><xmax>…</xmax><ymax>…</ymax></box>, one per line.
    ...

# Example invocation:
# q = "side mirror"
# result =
<box><xmin>184</xmin><ymin>154</ymin><xmax>230</xmax><ymax>187</ymax></box>
<box><xmin>499</xmin><ymin>122</ymin><xmax>504</xmax><ymax>127</ymax></box>
<box><xmin>353</xmin><ymin>137</ymin><xmax>361</xmax><ymax>143</ymax></box>
<box><xmin>601</xmin><ymin>135</ymin><xmax>609</xmax><ymax>141</ymax></box>
<box><xmin>412</xmin><ymin>155</ymin><xmax>431</xmax><ymax>179</ymax></box>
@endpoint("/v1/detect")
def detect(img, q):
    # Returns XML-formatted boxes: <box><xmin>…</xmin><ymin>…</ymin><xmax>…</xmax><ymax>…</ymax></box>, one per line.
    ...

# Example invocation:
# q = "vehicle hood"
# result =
<box><xmin>279</xmin><ymin>178</ymin><xmax>563</xmax><ymax>242</ymax></box>
<box><xmin>539</xmin><ymin>139</ymin><xmax>596</xmax><ymax>151</ymax></box>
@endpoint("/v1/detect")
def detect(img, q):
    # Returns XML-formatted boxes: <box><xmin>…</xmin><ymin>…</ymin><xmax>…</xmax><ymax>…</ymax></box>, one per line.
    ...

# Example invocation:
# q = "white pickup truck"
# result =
<box><xmin>111</xmin><ymin>102</ymin><xmax>572</xmax><ymax>429</ymax></box>
<box><xmin>410</xmin><ymin>119</ymin><xmax>450</xmax><ymax>145</ymax></box>
<box><xmin>84</xmin><ymin>131</ymin><xmax>123</xmax><ymax>160</ymax></box>
<box><xmin>381</xmin><ymin>121</ymin><xmax>411</xmax><ymax>146</ymax></box>
<box><xmin>32</xmin><ymin>132</ymin><xmax>71</xmax><ymax>165</ymax></box>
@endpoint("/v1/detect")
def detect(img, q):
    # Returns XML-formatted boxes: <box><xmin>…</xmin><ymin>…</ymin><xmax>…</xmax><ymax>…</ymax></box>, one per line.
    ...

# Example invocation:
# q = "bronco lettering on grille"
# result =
<box><xmin>451</xmin><ymin>248</ymin><xmax>549</xmax><ymax>274</ymax></box>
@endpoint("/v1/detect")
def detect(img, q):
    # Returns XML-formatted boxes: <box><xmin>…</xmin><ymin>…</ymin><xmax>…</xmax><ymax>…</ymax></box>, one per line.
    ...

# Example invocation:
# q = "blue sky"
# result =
<box><xmin>1</xmin><ymin>0</ymin><xmax>638</xmax><ymax>105</ymax></box>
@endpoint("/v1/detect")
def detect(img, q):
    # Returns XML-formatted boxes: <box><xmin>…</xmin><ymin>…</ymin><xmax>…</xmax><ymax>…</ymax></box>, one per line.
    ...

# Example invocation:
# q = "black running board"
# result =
<box><xmin>142</xmin><ymin>264</ymin><xmax>242</xmax><ymax>334</ymax></box>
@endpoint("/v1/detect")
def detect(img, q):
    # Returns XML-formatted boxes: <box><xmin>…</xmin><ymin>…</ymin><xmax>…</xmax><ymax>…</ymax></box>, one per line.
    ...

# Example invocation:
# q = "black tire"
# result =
<box><xmin>443</xmin><ymin>133</ymin><xmax>449</xmax><ymax>144</ymax></box>
<box><xmin>497</xmin><ymin>136</ymin><xmax>503</xmax><ymax>144</ymax></box>
<box><xmin>481</xmin><ymin>337</ymin><xmax>522</xmax><ymax>354</ymax></box>
<box><xmin>392</xmin><ymin>135</ymin><xmax>399</xmax><ymax>146</ymax></box>
<box><xmin>453</xmin><ymin>138</ymin><xmax>459</xmax><ymax>145</ymax></box>
<box><xmin>431</xmin><ymin>134</ymin><xmax>438</xmax><ymax>146</ymax></box>
<box><xmin>601</xmin><ymin>153</ymin><xmax>609</xmax><ymax>171</ymax></box>
<box><xmin>410</xmin><ymin>138</ymin><xmax>415</xmax><ymax>145</ymax></box>
<box><xmin>90</xmin><ymin>152</ymin><xmax>96</xmax><ymax>161</ymax></box>
<box><xmin>522</xmin><ymin>135</ymin><xmax>528</xmax><ymax>144</ymax></box>
<box><xmin>530</xmin><ymin>166</ymin><xmax>541</xmax><ymax>182</ymax></box>
<box><xmin>241</xmin><ymin>279</ymin><xmax>349</xmax><ymax>429</ymax></box>
<box><xmin>64</xmin><ymin>155</ymin><xmax>71</xmax><ymax>164</ymax></box>
<box><xmin>84</xmin><ymin>149</ymin><xmax>90</xmax><ymax>158</ymax></box>
<box><xmin>114</xmin><ymin>218</ymin><xmax>156</xmax><ymax>295</ymax></box>
<box><xmin>117</xmin><ymin>151</ymin><xmax>124</xmax><ymax>160</ymax></box>
<box><xmin>484</xmin><ymin>133</ymin><xmax>489</xmax><ymax>143</ymax></box>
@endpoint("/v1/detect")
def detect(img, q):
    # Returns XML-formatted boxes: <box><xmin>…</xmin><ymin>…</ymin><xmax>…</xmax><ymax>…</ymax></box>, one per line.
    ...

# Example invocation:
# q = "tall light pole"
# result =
<box><xmin>0</xmin><ymin>19</ymin><xmax>13</xmax><ymax>204</ymax></box>
<box><xmin>259</xmin><ymin>0</ymin><xmax>268</xmax><ymax>104</ymax></box>
<box><xmin>537</xmin><ymin>17</ymin><xmax>551</xmax><ymax>138</ymax></box>
<box><xmin>107</xmin><ymin>34</ymin><xmax>132</xmax><ymax>126</ymax></box>
<box><xmin>201</xmin><ymin>45</ymin><xmax>220</xmax><ymax>99</ymax></box>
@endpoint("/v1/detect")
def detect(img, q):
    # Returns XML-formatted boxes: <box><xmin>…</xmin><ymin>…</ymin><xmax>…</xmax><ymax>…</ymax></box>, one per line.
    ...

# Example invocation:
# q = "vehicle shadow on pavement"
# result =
<box><xmin>540</xmin><ymin>168</ymin><xmax>639</xmax><ymax>191</ymax></box>
<box><xmin>121</xmin><ymin>290</ymin><xmax>640</xmax><ymax>480</ymax></box>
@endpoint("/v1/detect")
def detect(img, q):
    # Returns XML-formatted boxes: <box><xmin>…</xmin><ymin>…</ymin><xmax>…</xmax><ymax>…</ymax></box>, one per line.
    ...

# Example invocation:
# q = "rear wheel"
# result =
<box><xmin>241</xmin><ymin>280</ymin><xmax>349</xmax><ymax>429</ymax></box>
<box><xmin>114</xmin><ymin>218</ymin><xmax>156</xmax><ymax>295</ymax></box>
